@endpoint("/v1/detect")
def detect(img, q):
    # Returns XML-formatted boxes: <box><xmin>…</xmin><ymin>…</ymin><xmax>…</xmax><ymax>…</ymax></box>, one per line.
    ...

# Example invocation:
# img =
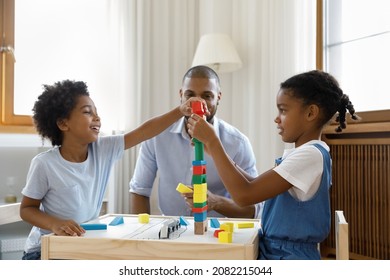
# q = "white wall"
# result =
<box><xmin>0</xmin><ymin>134</ymin><xmax>50</xmax><ymax>202</ymax></box>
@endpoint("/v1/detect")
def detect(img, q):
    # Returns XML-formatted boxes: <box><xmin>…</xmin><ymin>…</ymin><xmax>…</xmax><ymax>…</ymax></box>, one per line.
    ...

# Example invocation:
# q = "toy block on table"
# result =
<box><xmin>220</xmin><ymin>222</ymin><xmax>234</xmax><ymax>233</ymax></box>
<box><xmin>176</xmin><ymin>183</ymin><xmax>193</xmax><ymax>194</ymax></box>
<box><xmin>218</xmin><ymin>231</ymin><xmax>233</xmax><ymax>243</ymax></box>
<box><xmin>194</xmin><ymin>220</ymin><xmax>208</xmax><ymax>235</ymax></box>
<box><xmin>109</xmin><ymin>216</ymin><xmax>124</xmax><ymax>226</ymax></box>
<box><xmin>214</xmin><ymin>229</ymin><xmax>225</xmax><ymax>238</ymax></box>
<box><xmin>80</xmin><ymin>223</ymin><xmax>107</xmax><ymax>230</ymax></box>
<box><xmin>236</xmin><ymin>222</ymin><xmax>255</xmax><ymax>229</ymax></box>
<box><xmin>193</xmin><ymin>211</ymin><xmax>207</xmax><ymax>222</ymax></box>
<box><xmin>179</xmin><ymin>216</ymin><xmax>189</xmax><ymax>226</ymax></box>
<box><xmin>210</xmin><ymin>218</ymin><xmax>220</xmax><ymax>228</ymax></box>
<box><xmin>138</xmin><ymin>213</ymin><xmax>150</xmax><ymax>224</ymax></box>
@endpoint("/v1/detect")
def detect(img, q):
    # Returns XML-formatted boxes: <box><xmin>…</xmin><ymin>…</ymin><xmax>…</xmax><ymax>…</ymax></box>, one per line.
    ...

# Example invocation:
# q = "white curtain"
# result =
<box><xmin>105</xmin><ymin>0</ymin><xmax>316</xmax><ymax>213</ymax></box>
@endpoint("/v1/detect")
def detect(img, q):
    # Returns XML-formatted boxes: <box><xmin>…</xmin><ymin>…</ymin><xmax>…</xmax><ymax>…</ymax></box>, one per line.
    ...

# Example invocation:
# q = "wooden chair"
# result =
<box><xmin>335</xmin><ymin>210</ymin><xmax>349</xmax><ymax>260</ymax></box>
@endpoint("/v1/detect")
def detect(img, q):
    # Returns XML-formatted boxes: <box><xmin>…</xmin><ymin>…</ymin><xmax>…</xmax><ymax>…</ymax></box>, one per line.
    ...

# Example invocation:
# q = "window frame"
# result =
<box><xmin>0</xmin><ymin>0</ymin><xmax>34</xmax><ymax>133</ymax></box>
<box><xmin>316</xmin><ymin>0</ymin><xmax>390</xmax><ymax>133</ymax></box>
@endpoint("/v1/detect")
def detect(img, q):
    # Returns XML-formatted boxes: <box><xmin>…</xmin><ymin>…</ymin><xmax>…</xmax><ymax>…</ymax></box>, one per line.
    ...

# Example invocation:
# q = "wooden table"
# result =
<box><xmin>41</xmin><ymin>214</ymin><xmax>260</xmax><ymax>260</ymax></box>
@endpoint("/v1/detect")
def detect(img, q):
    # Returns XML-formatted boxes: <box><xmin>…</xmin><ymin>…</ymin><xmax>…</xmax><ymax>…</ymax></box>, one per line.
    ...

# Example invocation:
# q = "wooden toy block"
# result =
<box><xmin>109</xmin><ymin>216</ymin><xmax>124</xmax><ymax>226</ymax></box>
<box><xmin>194</xmin><ymin>211</ymin><xmax>207</xmax><ymax>222</ymax></box>
<box><xmin>236</xmin><ymin>222</ymin><xmax>255</xmax><ymax>229</ymax></box>
<box><xmin>138</xmin><ymin>213</ymin><xmax>150</xmax><ymax>224</ymax></box>
<box><xmin>179</xmin><ymin>216</ymin><xmax>189</xmax><ymax>226</ymax></box>
<box><xmin>191</xmin><ymin>100</ymin><xmax>205</xmax><ymax>116</ymax></box>
<box><xmin>192</xmin><ymin>137</ymin><xmax>201</xmax><ymax>144</ymax></box>
<box><xmin>193</xmin><ymin>183</ymin><xmax>207</xmax><ymax>193</ymax></box>
<box><xmin>218</xmin><ymin>231</ymin><xmax>233</xmax><ymax>243</ymax></box>
<box><xmin>194</xmin><ymin>220</ymin><xmax>208</xmax><ymax>235</ymax></box>
<box><xmin>176</xmin><ymin>183</ymin><xmax>193</xmax><ymax>194</ymax></box>
<box><xmin>220</xmin><ymin>222</ymin><xmax>234</xmax><ymax>233</ymax></box>
<box><xmin>192</xmin><ymin>174</ymin><xmax>207</xmax><ymax>184</ymax></box>
<box><xmin>213</xmin><ymin>229</ymin><xmax>225</xmax><ymax>238</ymax></box>
<box><xmin>193</xmin><ymin>165</ymin><xmax>206</xmax><ymax>175</ymax></box>
<box><xmin>192</xmin><ymin>205</ymin><xmax>208</xmax><ymax>213</ymax></box>
<box><xmin>193</xmin><ymin>201</ymin><xmax>207</xmax><ymax>208</ymax></box>
<box><xmin>210</xmin><ymin>218</ymin><xmax>220</xmax><ymax>228</ymax></box>
<box><xmin>80</xmin><ymin>223</ymin><xmax>107</xmax><ymax>230</ymax></box>
<box><xmin>192</xmin><ymin>160</ymin><xmax>207</xmax><ymax>166</ymax></box>
<box><xmin>194</xmin><ymin>142</ymin><xmax>204</xmax><ymax>160</ymax></box>
<box><xmin>193</xmin><ymin>192</ymin><xmax>207</xmax><ymax>203</ymax></box>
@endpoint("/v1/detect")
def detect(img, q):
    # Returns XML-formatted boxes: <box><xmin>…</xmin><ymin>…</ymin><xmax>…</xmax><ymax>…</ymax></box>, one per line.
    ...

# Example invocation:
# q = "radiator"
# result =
<box><xmin>322</xmin><ymin>141</ymin><xmax>390</xmax><ymax>259</ymax></box>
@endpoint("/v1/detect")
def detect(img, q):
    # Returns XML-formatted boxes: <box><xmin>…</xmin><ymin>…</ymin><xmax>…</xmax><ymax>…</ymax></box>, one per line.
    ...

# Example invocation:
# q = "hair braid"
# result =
<box><xmin>335</xmin><ymin>94</ymin><xmax>359</xmax><ymax>133</ymax></box>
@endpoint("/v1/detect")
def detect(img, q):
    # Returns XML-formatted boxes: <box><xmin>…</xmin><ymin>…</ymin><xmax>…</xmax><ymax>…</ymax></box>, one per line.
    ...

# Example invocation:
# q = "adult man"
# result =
<box><xmin>129</xmin><ymin>65</ymin><xmax>261</xmax><ymax>218</ymax></box>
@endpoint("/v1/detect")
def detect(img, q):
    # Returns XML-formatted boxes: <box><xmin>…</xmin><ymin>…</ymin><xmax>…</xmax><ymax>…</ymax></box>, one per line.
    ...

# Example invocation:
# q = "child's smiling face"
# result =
<box><xmin>60</xmin><ymin>95</ymin><xmax>101</xmax><ymax>145</ymax></box>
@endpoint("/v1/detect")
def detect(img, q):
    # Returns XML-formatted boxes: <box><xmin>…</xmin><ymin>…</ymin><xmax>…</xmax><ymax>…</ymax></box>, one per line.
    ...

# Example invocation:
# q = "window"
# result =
<box><xmin>0</xmin><ymin>0</ymin><xmax>33</xmax><ymax>130</ymax></box>
<box><xmin>1</xmin><ymin>0</ymin><xmax>112</xmax><ymax>132</ymax></box>
<box><xmin>321</xmin><ymin>0</ymin><xmax>390</xmax><ymax>122</ymax></box>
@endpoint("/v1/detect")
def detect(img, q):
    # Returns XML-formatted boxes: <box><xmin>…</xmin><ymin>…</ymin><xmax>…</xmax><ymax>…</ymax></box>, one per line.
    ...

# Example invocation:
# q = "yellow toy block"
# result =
<box><xmin>193</xmin><ymin>183</ymin><xmax>207</xmax><ymax>193</ymax></box>
<box><xmin>218</xmin><ymin>231</ymin><xmax>232</xmax><ymax>243</ymax></box>
<box><xmin>138</xmin><ymin>213</ymin><xmax>150</xmax><ymax>224</ymax></box>
<box><xmin>220</xmin><ymin>222</ymin><xmax>234</xmax><ymax>233</ymax></box>
<box><xmin>236</xmin><ymin>222</ymin><xmax>255</xmax><ymax>229</ymax></box>
<box><xmin>176</xmin><ymin>183</ymin><xmax>193</xmax><ymax>194</ymax></box>
<box><xmin>193</xmin><ymin>192</ymin><xmax>207</xmax><ymax>203</ymax></box>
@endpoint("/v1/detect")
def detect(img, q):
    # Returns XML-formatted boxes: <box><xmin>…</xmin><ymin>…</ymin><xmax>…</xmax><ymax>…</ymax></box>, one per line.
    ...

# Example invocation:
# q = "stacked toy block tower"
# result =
<box><xmin>191</xmin><ymin>101</ymin><xmax>208</xmax><ymax>235</ymax></box>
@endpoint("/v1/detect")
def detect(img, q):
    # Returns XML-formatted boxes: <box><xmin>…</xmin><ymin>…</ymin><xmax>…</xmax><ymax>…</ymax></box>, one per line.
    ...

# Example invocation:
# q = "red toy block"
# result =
<box><xmin>193</xmin><ymin>165</ymin><xmax>206</xmax><ymax>175</ymax></box>
<box><xmin>191</xmin><ymin>101</ymin><xmax>205</xmax><ymax>117</ymax></box>
<box><xmin>214</xmin><ymin>229</ymin><xmax>225</xmax><ymax>238</ymax></box>
<box><xmin>192</xmin><ymin>205</ymin><xmax>208</xmax><ymax>213</ymax></box>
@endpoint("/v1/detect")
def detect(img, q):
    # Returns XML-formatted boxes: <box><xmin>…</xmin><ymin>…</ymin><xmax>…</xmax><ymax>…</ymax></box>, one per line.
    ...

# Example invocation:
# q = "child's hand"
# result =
<box><xmin>182</xmin><ymin>190</ymin><xmax>194</xmax><ymax>210</ymax></box>
<box><xmin>52</xmin><ymin>219</ymin><xmax>86</xmax><ymax>236</ymax></box>
<box><xmin>180</xmin><ymin>97</ymin><xmax>210</xmax><ymax>117</ymax></box>
<box><xmin>182</xmin><ymin>189</ymin><xmax>219</xmax><ymax>212</ymax></box>
<box><xmin>187</xmin><ymin>113</ymin><xmax>217</xmax><ymax>147</ymax></box>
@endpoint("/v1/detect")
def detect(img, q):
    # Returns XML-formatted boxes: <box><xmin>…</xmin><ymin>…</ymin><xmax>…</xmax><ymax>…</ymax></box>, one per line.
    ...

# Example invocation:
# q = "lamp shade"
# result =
<box><xmin>191</xmin><ymin>33</ymin><xmax>242</xmax><ymax>73</ymax></box>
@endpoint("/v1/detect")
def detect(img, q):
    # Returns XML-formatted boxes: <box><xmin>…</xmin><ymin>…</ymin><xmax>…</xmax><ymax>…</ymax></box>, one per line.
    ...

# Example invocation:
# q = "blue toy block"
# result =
<box><xmin>194</xmin><ymin>211</ymin><xmax>207</xmax><ymax>222</ymax></box>
<box><xmin>109</xmin><ymin>216</ymin><xmax>124</xmax><ymax>226</ymax></box>
<box><xmin>80</xmin><ymin>223</ymin><xmax>107</xmax><ymax>230</ymax></box>
<box><xmin>210</xmin><ymin>218</ymin><xmax>220</xmax><ymax>228</ymax></box>
<box><xmin>192</xmin><ymin>160</ymin><xmax>207</xmax><ymax>166</ymax></box>
<box><xmin>179</xmin><ymin>216</ymin><xmax>189</xmax><ymax>226</ymax></box>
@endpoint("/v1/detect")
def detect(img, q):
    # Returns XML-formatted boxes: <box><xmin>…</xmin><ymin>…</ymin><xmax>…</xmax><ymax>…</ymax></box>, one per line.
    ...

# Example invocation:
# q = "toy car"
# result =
<box><xmin>158</xmin><ymin>218</ymin><xmax>181</xmax><ymax>239</ymax></box>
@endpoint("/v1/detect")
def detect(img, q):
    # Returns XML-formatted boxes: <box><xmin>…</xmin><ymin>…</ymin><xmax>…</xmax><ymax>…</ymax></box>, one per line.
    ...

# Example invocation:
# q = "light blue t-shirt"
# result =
<box><xmin>129</xmin><ymin>117</ymin><xmax>261</xmax><ymax>217</ymax></box>
<box><xmin>22</xmin><ymin>135</ymin><xmax>124</xmax><ymax>253</ymax></box>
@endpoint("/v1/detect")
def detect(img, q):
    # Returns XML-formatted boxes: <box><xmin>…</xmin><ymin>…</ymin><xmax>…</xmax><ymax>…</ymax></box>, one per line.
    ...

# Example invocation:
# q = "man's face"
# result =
<box><xmin>180</xmin><ymin>77</ymin><xmax>221</xmax><ymax>123</ymax></box>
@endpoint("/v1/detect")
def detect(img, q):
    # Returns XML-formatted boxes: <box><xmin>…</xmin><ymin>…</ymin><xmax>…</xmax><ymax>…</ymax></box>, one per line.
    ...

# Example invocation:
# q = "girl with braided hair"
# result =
<box><xmin>187</xmin><ymin>70</ymin><xmax>358</xmax><ymax>260</ymax></box>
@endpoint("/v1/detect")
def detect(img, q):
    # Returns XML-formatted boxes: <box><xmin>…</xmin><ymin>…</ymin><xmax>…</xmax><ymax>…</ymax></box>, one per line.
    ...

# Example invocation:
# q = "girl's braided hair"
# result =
<box><xmin>280</xmin><ymin>70</ymin><xmax>359</xmax><ymax>132</ymax></box>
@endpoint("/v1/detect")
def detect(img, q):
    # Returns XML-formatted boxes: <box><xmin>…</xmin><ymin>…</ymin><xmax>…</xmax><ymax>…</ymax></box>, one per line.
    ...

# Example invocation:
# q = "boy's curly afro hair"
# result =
<box><xmin>32</xmin><ymin>80</ymin><xmax>89</xmax><ymax>146</ymax></box>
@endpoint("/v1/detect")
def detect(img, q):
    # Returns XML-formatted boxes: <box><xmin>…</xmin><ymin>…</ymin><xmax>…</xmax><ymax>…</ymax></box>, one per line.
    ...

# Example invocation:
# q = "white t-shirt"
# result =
<box><xmin>21</xmin><ymin>135</ymin><xmax>124</xmax><ymax>253</ymax></box>
<box><xmin>273</xmin><ymin>140</ymin><xmax>330</xmax><ymax>201</ymax></box>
